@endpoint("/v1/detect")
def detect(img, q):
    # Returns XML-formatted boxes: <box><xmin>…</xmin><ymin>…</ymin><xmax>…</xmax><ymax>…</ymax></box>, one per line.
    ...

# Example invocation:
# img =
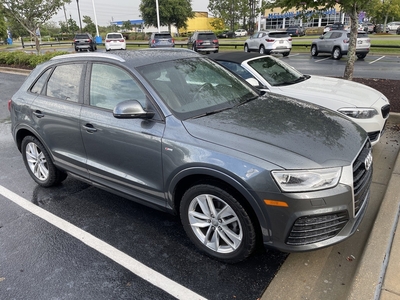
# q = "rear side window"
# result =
<box><xmin>46</xmin><ymin>64</ymin><xmax>84</xmax><ymax>102</ymax></box>
<box><xmin>30</xmin><ymin>69</ymin><xmax>52</xmax><ymax>94</ymax></box>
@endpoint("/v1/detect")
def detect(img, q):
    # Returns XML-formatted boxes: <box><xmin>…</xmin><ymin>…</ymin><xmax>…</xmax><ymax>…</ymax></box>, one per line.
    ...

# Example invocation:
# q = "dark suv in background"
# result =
<box><xmin>188</xmin><ymin>31</ymin><xmax>219</xmax><ymax>53</ymax></box>
<box><xmin>73</xmin><ymin>33</ymin><xmax>97</xmax><ymax>52</ymax></box>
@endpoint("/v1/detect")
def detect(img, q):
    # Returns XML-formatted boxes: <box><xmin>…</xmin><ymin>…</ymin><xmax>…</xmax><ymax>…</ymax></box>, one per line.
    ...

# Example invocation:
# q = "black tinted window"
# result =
<box><xmin>107</xmin><ymin>34</ymin><xmax>123</xmax><ymax>39</ymax></box>
<box><xmin>75</xmin><ymin>34</ymin><xmax>90</xmax><ymax>39</ymax></box>
<box><xmin>46</xmin><ymin>64</ymin><xmax>84</xmax><ymax>102</ymax></box>
<box><xmin>155</xmin><ymin>34</ymin><xmax>172</xmax><ymax>38</ymax></box>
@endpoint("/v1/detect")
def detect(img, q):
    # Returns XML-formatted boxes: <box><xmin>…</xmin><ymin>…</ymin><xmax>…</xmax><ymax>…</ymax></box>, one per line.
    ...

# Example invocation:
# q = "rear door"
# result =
<box><xmin>29</xmin><ymin>63</ymin><xmax>88</xmax><ymax>177</ymax></box>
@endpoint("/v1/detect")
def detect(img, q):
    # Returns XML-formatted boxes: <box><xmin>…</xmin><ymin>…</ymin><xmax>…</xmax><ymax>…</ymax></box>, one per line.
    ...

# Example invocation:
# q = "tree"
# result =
<box><xmin>366</xmin><ymin>0</ymin><xmax>400</xmax><ymax>28</ymax></box>
<box><xmin>139</xmin><ymin>0</ymin><xmax>194</xmax><ymax>32</ymax></box>
<box><xmin>0</xmin><ymin>0</ymin><xmax>71</xmax><ymax>54</ymax></box>
<box><xmin>83</xmin><ymin>15</ymin><xmax>96</xmax><ymax>35</ymax></box>
<box><xmin>122</xmin><ymin>20</ymin><xmax>132</xmax><ymax>32</ymax></box>
<box><xmin>208</xmin><ymin>0</ymin><xmax>257</xmax><ymax>32</ymax></box>
<box><xmin>0</xmin><ymin>11</ymin><xmax>7</xmax><ymax>41</ymax></box>
<box><xmin>271</xmin><ymin>0</ymin><xmax>371</xmax><ymax>80</ymax></box>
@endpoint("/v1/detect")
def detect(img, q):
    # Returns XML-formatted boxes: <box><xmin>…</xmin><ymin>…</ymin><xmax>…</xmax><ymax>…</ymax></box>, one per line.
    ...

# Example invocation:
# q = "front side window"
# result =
<box><xmin>90</xmin><ymin>63</ymin><xmax>147</xmax><ymax>110</ymax></box>
<box><xmin>46</xmin><ymin>64</ymin><xmax>84</xmax><ymax>102</ymax></box>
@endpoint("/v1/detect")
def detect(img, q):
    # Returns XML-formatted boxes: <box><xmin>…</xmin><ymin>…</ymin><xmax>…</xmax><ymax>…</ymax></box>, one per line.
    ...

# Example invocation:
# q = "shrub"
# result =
<box><xmin>0</xmin><ymin>51</ymin><xmax>69</xmax><ymax>68</ymax></box>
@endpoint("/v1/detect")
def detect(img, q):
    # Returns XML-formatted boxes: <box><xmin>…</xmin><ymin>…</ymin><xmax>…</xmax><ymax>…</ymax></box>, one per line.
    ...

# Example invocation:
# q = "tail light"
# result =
<box><xmin>105</xmin><ymin>39</ymin><xmax>111</xmax><ymax>42</ymax></box>
<box><xmin>152</xmin><ymin>39</ymin><xmax>156</xmax><ymax>44</ymax></box>
<box><xmin>8</xmin><ymin>100</ymin><xmax>12</xmax><ymax>112</ymax></box>
<box><xmin>119</xmin><ymin>39</ymin><xmax>125</xmax><ymax>42</ymax></box>
<box><xmin>213</xmin><ymin>39</ymin><xmax>218</xmax><ymax>44</ymax></box>
<box><xmin>289</xmin><ymin>37</ymin><xmax>292</xmax><ymax>41</ymax></box>
<box><xmin>343</xmin><ymin>39</ymin><xmax>349</xmax><ymax>43</ymax></box>
<box><xmin>196</xmin><ymin>39</ymin><xmax>203</xmax><ymax>45</ymax></box>
<box><xmin>265</xmin><ymin>38</ymin><xmax>274</xmax><ymax>42</ymax></box>
<box><xmin>171</xmin><ymin>39</ymin><xmax>175</xmax><ymax>43</ymax></box>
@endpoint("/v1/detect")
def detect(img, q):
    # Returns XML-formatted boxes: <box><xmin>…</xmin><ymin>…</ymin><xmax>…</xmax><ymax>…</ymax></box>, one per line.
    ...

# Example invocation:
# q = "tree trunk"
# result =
<box><xmin>343</xmin><ymin>5</ymin><xmax>358</xmax><ymax>80</ymax></box>
<box><xmin>35</xmin><ymin>35</ymin><xmax>41</xmax><ymax>55</ymax></box>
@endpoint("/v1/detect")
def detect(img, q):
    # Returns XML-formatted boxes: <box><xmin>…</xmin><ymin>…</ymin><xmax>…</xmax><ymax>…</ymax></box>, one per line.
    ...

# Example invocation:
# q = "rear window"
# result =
<box><xmin>75</xmin><ymin>34</ymin><xmax>89</xmax><ymax>39</ymax></box>
<box><xmin>347</xmin><ymin>32</ymin><xmax>369</xmax><ymax>38</ymax></box>
<box><xmin>268</xmin><ymin>32</ymin><xmax>290</xmax><ymax>38</ymax></box>
<box><xmin>107</xmin><ymin>34</ymin><xmax>123</xmax><ymax>39</ymax></box>
<box><xmin>155</xmin><ymin>33</ymin><xmax>172</xmax><ymax>38</ymax></box>
<box><xmin>198</xmin><ymin>33</ymin><xmax>217</xmax><ymax>39</ymax></box>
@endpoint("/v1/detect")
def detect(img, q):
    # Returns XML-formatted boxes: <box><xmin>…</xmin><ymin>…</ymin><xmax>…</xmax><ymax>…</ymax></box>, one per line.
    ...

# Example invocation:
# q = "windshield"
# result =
<box><xmin>247</xmin><ymin>56</ymin><xmax>305</xmax><ymax>86</ymax></box>
<box><xmin>138</xmin><ymin>58</ymin><xmax>258</xmax><ymax>120</ymax></box>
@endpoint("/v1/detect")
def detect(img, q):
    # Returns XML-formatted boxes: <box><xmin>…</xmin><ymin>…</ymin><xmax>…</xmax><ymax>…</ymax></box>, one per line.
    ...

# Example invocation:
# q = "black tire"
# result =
<box><xmin>180</xmin><ymin>184</ymin><xmax>256</xmax><ymax>263</ymax></box>
<box><xmin>21</xmin><ymin>136</ymin><xmax>67</xmax><ymax>187</ymax></box>
<box><xmin>282</xmin><ymin>51</ymin><xmax>290</xmax><ymax>57</ymax></box>
<box><xmin>259</xmin><ymin>45</ymin><xmax>265</xmax><ymax>54</ymax></box>
<box><xmin>244</xmin><ymin>44</ymin><xmax>250</xmax><ymax>52</ymax></box>
<box><xmin>75</xmin><ymin>47</ymin><xmax>78</xmax><ymax>52</ymax></box>
<box><xmin>311</xmin><ymin>44</ymin><xmax>318</xmax><ymax>56</ymax></box>
<box><xmin>357</xmin><ymin>53</ymin><xmax>367</xmax><ymax>59</ymax></box>
<box><xmin>332</xmin><ymin>47</ymin><xmax>342</xmax><ymax>60</ymax></box>
<box><xmin>192</xmin><ymin>44</ymin><xmax>197</xmax><ymax>52</ymax></box>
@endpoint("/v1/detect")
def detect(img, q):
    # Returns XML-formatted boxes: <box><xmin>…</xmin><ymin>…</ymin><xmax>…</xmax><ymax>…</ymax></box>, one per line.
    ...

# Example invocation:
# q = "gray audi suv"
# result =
<box><xmin>9</xmin><ymin>49</ymin><xmax>372</xmax><ymax>263</ymax></box>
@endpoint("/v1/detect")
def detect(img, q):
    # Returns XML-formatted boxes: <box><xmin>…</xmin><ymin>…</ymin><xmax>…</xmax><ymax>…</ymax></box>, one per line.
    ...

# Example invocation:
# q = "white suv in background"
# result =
<box><xmin>105</xmin><ymin>33</ymin><xmax>126</xmax><ymax>51</ymax></box>
<box><xmin>244</xmin><ymin>31</ymin><xmax>292</xmax><ymax>56</ymax></box>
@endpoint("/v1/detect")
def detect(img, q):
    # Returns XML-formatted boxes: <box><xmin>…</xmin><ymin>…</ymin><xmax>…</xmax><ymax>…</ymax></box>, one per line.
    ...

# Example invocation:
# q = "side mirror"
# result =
<box><xmin>246</xmin><ymin>78</ymin><xmax>260</xmax><ymax>87</ymax></box>
<box><xmin>113</xmin><ymin>100</ymin><xmax>155</xmax><ymax>119</ymax></box>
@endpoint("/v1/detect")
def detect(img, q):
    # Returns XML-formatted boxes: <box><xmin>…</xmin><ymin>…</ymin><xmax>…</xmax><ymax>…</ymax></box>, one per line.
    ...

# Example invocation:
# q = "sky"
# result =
<box><xmin>52</xmin><ymin>0</ymin><xmax>210</xmax><ymax>27</ymax></box>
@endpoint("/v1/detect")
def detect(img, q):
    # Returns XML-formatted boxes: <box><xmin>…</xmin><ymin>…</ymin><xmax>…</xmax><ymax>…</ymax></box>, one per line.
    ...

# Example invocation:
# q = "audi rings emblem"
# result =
<box><xmin>365</xmin><ymin>150</ymin><xmax>373</xmax><ymax>170</ymax></box>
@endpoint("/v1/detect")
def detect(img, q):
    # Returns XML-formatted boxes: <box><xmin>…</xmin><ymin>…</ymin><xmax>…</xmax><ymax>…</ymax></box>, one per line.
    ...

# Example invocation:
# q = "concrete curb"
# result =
<box><xmin>0</xmin><ymin>66</ymin><xmax>31</xmax><ymax>75</ymax></box>
<box><xmin>347</xmin><ymin>113</ymin><xmax>400</xmax><ymax>300</ymax></box>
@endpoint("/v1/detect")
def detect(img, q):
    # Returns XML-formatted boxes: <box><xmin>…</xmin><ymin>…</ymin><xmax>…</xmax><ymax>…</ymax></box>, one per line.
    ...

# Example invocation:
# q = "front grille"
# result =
<box><xmin>381</xmin><ymin>104</ymin><xmax>390</xmax><ymax>119</ymax></box>
<box><xmin>368</xmin><ymin>131</ymin><xmax>380</xmax><ymax>142</ymax></box>
<box><xmin>286</xmin><ymin>212</ymin><xmax>349</xmax><ymax>245</ymax></box>
<box><xmin>353</xmin><ymin>141</ymin><xmax>373</xmax><ymax>215</ymax></box>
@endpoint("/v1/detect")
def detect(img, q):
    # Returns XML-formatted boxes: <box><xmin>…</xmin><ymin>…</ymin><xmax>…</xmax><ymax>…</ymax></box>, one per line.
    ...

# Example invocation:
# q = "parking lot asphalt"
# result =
<box><xmin>262</xmin><ymin>113</ymin><xmax>400</xmax><ymax>300</ymax></box>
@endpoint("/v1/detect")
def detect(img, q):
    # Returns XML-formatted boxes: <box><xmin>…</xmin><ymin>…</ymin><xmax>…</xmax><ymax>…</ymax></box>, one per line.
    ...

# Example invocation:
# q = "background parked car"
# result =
<box><xmin>105</xmin><ymin>33</ymin><xmax>126</xmax><ymax>51</ymax></box>
<box><xmin>362</xmin><ymin>22</ymin><xmax>375</xmax><ymax>33</ymax></box>
<box><xmin>311</xmin><ymin>30</ymin><xmax>370</xmax><ymax>59</ymax></box>
<box><xmin>149</xmin><ymin>32</ymin><xmax>175</xmax><ymax>48</ymax></box>
<box><xmin>286</xmin><ymin>25</ymin><xmax>305</xmax><ymax>37</ymax></box>
<box><xmin>244</xmin><ymin>31</ymin><xmax>292</xmax><ymax>56</ymax></box>
<box><xmin>217</xmin><ymin>30</ymin><xmax>235</xmax><ymax>38</ymax></box>
<box><xmin>208</xmin><ymin>51</ymin><xmax>390</xmax><ymax>145</ymax></box>
<box><xmin>234</xmin><ymin>29</ymin><xmax>248</xmax><ymax>37</ymax></box>
<box><xmin>9</xmin><ymin>49</ymin><xmax>372</xmax><ymax>263</ymax></box>
<box><xmin>73</xmin><ymin>33</ymin><xmax>97</xmax><ymax>52</ymax></box>
<box><xmin>188</xmin><ymin>31</ymin><xmax>219</xmax><ymax>53</ymax></box>
<box><xmin>397</xmin><ymin>26</ymin><xmax>400</xmax><ymax>34</ymax></box>
<box><xmin>388</xmin><ymin>21</ymin><xmax>400</xmax><ymax>31</ymax></box>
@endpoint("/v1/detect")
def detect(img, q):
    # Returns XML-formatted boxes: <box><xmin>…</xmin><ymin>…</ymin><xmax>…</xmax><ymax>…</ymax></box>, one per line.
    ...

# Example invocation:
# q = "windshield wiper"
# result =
<box><xmin>273</xmin><ymin>75</ymin><xmax>309</xmax><ymax>86</ymax></box>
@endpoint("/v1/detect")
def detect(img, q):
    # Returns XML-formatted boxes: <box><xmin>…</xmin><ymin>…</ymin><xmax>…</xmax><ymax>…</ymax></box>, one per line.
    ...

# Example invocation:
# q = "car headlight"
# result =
<box><xmin>338</xmin><ymin>108</ymin><xmax>378</xmax><ymax>119</ymax></box>
<box><xmin>271</xmin><ymin>167</ymin><xmax>342</xmax><ymax>192</ymax></box>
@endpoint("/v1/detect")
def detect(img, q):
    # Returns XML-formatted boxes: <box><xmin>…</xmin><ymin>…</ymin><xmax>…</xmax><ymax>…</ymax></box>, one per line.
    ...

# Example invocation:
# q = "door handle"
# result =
<box><xmin>33</xmin><ymin>110</ymin><xmax>44</xmax><ymax>118</ymax></box>
<box><xmin>82</xmin><ymin>123</ymin><xmax>97</xmax><ymax>133</ymax></box>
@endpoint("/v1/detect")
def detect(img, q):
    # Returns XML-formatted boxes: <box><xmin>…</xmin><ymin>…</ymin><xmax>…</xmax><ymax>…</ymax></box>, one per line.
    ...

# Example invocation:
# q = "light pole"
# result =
<box><xmin>156</xmin><ymin>0</ymin><xmax>160</xmax><ymax>33</ymax></box>
<box><xmin>76</xmin><ymin>0</ymin><xmax>83</xmax><ymax>32</ymax></box>
<box><xmin>91</xmin><ymin>0</ymin><xmax>101</xmax><ymax>43</ymax></box>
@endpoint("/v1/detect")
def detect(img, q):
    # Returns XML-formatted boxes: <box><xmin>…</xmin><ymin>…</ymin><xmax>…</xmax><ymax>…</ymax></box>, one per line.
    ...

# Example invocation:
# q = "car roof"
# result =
<box><xmin>50</xmin><ymin>49</ymin><xmax>201</xmax><ymax>68</ymax></box>
<box><xmin>208</xmin><ymin>52</ymin><xmax>265</xmax><ymax>64</ymax></box>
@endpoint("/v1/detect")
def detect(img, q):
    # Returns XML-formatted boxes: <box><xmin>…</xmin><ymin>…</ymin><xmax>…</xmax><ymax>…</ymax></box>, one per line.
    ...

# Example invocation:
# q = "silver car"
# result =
<box><xmin>244</xmin><ymin>31</ymin><xmax>292</xmax><ymax>56</ymax></box>
<box><xmin>9</xmin><ymin>49</ymin><xmax>371</xmax><ymax>263</ymax></box>
<box><xmin>311</xmin><ymin>30</ymin><xmax>370</xmax><ymax>59</ymax></box>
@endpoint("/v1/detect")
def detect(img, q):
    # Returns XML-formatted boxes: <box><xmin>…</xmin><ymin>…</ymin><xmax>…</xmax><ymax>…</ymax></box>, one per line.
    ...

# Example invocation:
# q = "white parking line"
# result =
<box><xmin>315</xmin><ymin>57</ymin><xmax>331</xmax><ymax>63</ymax></box>
<box><xmin>0</xmin><ymin>185</ymin><xmax>207</xmax><ymax>300</ymax></box>
<box><xmin>369</xmin><ymin>56</ymin><xmax>385</xmax><ymax>64</ymax></box>
<box><xmin>287</xmin><ymin>53</ymin><xmax>300</xmax><ymax>57</ymax></box>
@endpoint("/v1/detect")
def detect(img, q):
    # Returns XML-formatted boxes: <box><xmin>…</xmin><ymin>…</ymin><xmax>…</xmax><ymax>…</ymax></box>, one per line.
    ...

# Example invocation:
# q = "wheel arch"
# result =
<box><xmin>168</xmin><ymin>167</ymin><xmax>267</xmax><ymax>239</ymax></box>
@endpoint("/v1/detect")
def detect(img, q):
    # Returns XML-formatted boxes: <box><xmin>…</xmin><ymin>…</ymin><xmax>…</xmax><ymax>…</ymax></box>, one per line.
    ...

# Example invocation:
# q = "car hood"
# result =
<box><xmin>271</xmin><ymin>75</ymin><xmax>385</xmax><ymax>110</ymax></box>
<box><xmin>182</xmin><ymin>94</ymin><xmax>366</xmax><ymax>170</ymax></box>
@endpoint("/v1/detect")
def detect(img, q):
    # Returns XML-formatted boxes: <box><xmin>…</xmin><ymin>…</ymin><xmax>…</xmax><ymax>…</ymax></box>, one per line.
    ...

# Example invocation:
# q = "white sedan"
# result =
<box><xmin>209</xmin><ymin>52</ymin><xmax>390</xmax><ymax>145</ymax></box>
<box><xmin>235</xmin><ymin>29</ymin><xmax>248</xmax><ymax>37</ymax></box>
